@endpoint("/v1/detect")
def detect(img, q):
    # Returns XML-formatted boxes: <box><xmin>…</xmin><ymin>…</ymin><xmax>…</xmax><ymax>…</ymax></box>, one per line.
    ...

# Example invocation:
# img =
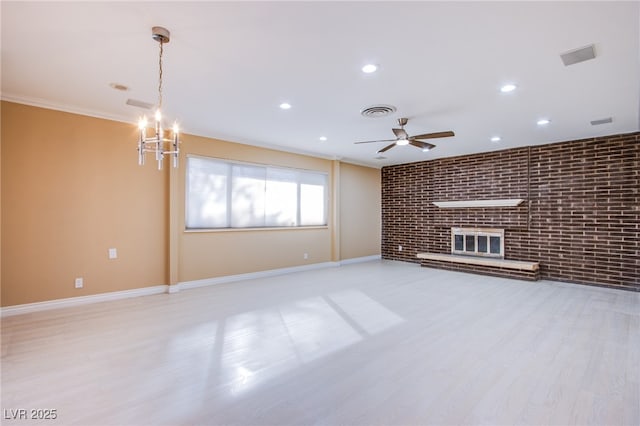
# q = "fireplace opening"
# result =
<box><xmin>452</xmin><ymin>228</ymin><xmax>504</xmax><ymax>258</ymax></box>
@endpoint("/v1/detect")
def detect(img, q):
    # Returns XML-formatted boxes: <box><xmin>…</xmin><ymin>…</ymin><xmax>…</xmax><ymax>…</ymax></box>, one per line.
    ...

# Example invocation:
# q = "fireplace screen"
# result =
<box><xmin>451</xmin><ymin>228</ymin><xmax>504</xmax><ymax>258</ymax></box>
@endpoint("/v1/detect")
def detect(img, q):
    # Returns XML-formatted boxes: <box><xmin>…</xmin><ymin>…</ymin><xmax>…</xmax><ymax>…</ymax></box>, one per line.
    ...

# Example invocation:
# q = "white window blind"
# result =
<box><xmin>265</xmin><ymin>168</ymin><xmax>298</xmax><ymax>227</ymax></box>
<box><xmin>186</xmin><ymin>156</ymin><xmax>328</xmax><ymax>229</ymax></box>
<box><xmin>231</xmin><ymin>164</ymin><xmax>266</xmax><ymax>228</ymax></box>
<box><xmin>300</xmin><ymin>171</ymin><xmax>327</xmax><ymax>226</ymax></box>
<box><xmin>186</xmin><ymin>157</ymin><xmax>229</xmax><ymax>228</ymax></box>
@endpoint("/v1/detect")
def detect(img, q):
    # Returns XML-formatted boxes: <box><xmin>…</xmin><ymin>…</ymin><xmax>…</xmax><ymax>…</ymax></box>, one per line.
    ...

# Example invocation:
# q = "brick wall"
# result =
<box><xmin>381</xmin><ymin>132</ymin><xmax>640</xmax><ymax>291</ymax></box>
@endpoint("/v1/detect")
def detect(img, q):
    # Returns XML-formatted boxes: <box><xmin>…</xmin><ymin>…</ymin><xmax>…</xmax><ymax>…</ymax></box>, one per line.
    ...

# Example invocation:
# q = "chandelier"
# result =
<box><xmin>137</xmin><ymin>26</ymin><xmax>180</xmax><ymax>169</ymax></box>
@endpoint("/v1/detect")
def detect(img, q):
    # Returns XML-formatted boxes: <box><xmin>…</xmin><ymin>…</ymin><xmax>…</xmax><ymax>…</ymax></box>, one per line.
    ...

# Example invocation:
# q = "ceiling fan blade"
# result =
<box><xmin>409</xmin><ymin>140</ymin><xmax>436</xmax><ymax>151</ymax></box>
<box><xmin>392</xmin><ymin>128</ymin><xmax>408</xmax><ymax>139</ymax></box>
<box><xmin>354</xmin><ymin>139</ymin><xmax>397</xmax><ymax>144</ymax></box>
<box><xmin>411</xmin><ymin>131</ymin><xmax>455</xmax><ymax>140</ymax></box>
<box><xmin>377</xmin><ymin>142</ymin><xmax>397</xmax><ymax>153</ymax></box>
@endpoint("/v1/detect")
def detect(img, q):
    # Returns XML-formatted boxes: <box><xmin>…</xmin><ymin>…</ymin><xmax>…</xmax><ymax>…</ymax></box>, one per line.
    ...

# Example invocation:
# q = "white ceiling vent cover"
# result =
<box><xmin>360</xmin><ymin>104</ymin><xmax>397</xmax><ymax>118</ymax></box>
<box><xmin>560</xmin><ymin>44</ymin><xmax>596</xmax><ymax>66</ymax></box>
<box><xmin>126</xmin><ymin>99</ymin><xmax>154</xmax><ymax>110</ymax></box>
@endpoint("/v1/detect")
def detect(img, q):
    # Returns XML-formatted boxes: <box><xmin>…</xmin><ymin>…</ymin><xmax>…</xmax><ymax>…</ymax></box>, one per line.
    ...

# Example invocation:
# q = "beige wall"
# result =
<box><xmin>1</xmin><ymin>101</ymin><xmax>381</xmax><ymax>306</ymax></box>
<box><xmin>175</xmin><ymin>134</ymin><xmax>334</xmax><ymax>282</ymax></box>
<box><xmin>1</xmin><ymin>102</ymin><xmax>167</xmax><ymax>306</ymax></box>
<box><xmin>339</xmin><ymin>162</ymin><xmax>381</xmax><ymax>260</ymax></box>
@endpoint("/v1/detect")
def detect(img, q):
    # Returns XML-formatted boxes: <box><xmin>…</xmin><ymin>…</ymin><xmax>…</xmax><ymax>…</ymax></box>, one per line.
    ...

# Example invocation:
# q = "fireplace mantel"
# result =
<box><xmin>432</xmin><ymin>199</ymin><xmax>525</xmax><ymax>208</ymax></box>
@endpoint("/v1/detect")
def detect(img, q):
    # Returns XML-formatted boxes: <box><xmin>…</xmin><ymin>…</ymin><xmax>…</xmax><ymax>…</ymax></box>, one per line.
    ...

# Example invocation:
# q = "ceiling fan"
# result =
<box><xmin>355</xmin><ymin>118</ymin><xmax>455</xmax><ymax>153</ymax></box>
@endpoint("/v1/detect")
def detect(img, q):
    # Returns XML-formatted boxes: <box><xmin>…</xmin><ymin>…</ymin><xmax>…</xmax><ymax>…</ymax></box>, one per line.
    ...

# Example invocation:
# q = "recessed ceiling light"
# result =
<box><xmin>500</xmin><ymin>83</ymin><xmax>517</xmax><ymax>93</ymax></box>
<box><xmin>279</xmin><ymin>103</ymin><xmax>292</xmax><ymax>110</ymax></box>
<box><xmin>491</xmin><ymin>136</ymin><xmax>501</xmax><ymax>142</ymax></box>
<box><xmin>319</xmin><ymin>136</ymin><xmax>327</xmax><ymax>141</ymax></box>
<box><xmin>362</xmin><ymin>64</ymin><xmax>378</xmax><ymax>74</ymax></box>
<box><xmin>537</xmin><ymin>118</ymin><xmax>551</xmax><ymax>126</ymax></box>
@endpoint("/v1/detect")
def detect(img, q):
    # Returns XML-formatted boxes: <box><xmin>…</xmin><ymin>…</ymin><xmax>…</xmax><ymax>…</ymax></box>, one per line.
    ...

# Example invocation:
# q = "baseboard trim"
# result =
<box><xmin>340</xmin><ymin>254</ymin><xmax>381</xmax><ymax>265</ymax></box>
<box><xmin>178</xmin><ymin>256</ymin><xmax>381</xmax><ymax>291</ymax></box>
<box><xmin>0</xmin><ymin>285</ymin><xmax>168</xmax><ymax>318</ymax></box>
<box><xmin>1</xmin><ymin>256</ymin><xmax>383</xmax><ymax>317</ymax></box>
<box><xmin>178</xmin><ymin>261</ymin><xmax>341</xmax><ymax>291</ymax></box>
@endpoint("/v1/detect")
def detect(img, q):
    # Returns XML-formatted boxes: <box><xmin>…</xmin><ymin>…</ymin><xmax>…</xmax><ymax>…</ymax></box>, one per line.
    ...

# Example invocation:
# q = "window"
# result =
<box><xmin>186</xmin><ymin>156</ymin><xmax>328</xmax><ymax>229</ymax></box>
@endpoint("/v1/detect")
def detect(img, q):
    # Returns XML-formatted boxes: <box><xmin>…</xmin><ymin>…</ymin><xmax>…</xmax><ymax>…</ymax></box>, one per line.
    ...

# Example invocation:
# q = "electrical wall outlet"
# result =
<box><xmin>398</xmin><ymin>245</ymin><xmax>403</xmax><ymax>251</ymax></box>
<box><xmin>108</xmin><ymin>248</ymin><xmax>117</xmax><ymax>259</ymax></box>
<box><xmin>75</xmin><ymin>277</ymin><xmax>83</xmax><ymax>289</ymax></box>
<box><xmin>303</xmin><ymin>253</ymin><xmax>309</xmax><ymax>260</ymax></box>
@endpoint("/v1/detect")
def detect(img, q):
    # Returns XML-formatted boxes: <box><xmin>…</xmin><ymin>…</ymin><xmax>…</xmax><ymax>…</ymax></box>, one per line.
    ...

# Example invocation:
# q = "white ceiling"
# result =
<box><xmin>2</xmin><ymin>1</ymin><xmax>639</xmax><ymax>167</ymax></box>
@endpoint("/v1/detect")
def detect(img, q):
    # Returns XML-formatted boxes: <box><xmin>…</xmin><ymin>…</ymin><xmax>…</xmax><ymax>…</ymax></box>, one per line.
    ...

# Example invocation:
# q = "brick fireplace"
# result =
<box><xmin>381</xmin><ymin>132</ymin><xmax>640</xmax><ymax>291</ymax></box>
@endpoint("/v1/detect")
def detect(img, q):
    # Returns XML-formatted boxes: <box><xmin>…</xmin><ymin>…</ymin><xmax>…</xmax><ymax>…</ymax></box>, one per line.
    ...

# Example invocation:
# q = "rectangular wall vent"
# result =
<box><xmin>560</xmin><ymin>44</ymin><xmax>596</xmax><ymax>66</ymax></box>
<box><xmin>590</xmin><ymin>117</ymin><xmax>613</xmax><ymax>126</ymax></box>
<box><xmin>126</xmin><ymin>99</ymin><xmax>154</xmax><ymax>110</ymax></box>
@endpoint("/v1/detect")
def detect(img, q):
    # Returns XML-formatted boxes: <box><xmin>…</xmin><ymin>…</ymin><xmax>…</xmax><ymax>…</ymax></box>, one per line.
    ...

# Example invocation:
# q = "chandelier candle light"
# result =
<box><xmin>137</xmin><ymin>26</ymin><xmax>180</xmax><ymax>169</ymax></box>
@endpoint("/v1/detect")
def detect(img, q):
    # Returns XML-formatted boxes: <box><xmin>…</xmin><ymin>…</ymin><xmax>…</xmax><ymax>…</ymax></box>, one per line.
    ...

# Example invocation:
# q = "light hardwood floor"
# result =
<box><xmin>2</xmin><ymin>261</ymin><xmax>639</xmax><ymax>425</ymax></box>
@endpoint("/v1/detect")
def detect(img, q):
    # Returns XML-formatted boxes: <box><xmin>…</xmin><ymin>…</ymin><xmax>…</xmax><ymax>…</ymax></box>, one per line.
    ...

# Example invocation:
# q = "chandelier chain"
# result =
<box><xmin>158</xmin><ymin>41</ymin><xmax>164</xmax><ymax>110</ymax></box>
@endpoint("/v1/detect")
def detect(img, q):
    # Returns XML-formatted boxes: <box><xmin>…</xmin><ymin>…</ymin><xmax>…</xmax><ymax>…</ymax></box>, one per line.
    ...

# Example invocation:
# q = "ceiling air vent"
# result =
<box><xmin>560</xmin><ymin>44</ymin><xmax>596</xmax><ymax>66</ymax></box>
<box><xmin>360</xmin><ymin>104</ymin><xmax>397</xmax><ymax>118</ymax></box>
<box><xmin>126</xmin><ymin>98</ymin><xmax>154</xmax><ymax>110</ymax></box>
<box><xmin>590</xmin><ymin>117</ymin><xmax>613</xmax><ymax>126</ymax></box>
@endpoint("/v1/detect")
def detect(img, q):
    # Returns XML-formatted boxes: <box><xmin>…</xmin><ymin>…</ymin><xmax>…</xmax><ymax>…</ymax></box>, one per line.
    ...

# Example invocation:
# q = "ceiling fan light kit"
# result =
<box><xmin>354</xmin><ymin>117</ymin><xmax>454</xmax><ymax>154</ymax></box>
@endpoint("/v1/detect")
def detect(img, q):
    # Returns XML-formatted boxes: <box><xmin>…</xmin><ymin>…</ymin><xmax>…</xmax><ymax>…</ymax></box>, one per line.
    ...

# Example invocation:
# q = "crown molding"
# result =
<box><xmin>1</xmin><ymin>92</ymin><xmax>132</xmax><ymax>124</ymax></box>
<box><xmin>1</xmin><ymin>93</ymin><xmax>382</xmax><ymax>169</ymax></box>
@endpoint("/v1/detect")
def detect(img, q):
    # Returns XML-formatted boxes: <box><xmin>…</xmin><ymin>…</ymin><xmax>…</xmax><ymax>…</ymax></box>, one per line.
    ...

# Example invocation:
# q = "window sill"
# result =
<box><xmin>184</xmin><ymin>225</ymin><xmax>329</xmax><ymax>234</ymax></box>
